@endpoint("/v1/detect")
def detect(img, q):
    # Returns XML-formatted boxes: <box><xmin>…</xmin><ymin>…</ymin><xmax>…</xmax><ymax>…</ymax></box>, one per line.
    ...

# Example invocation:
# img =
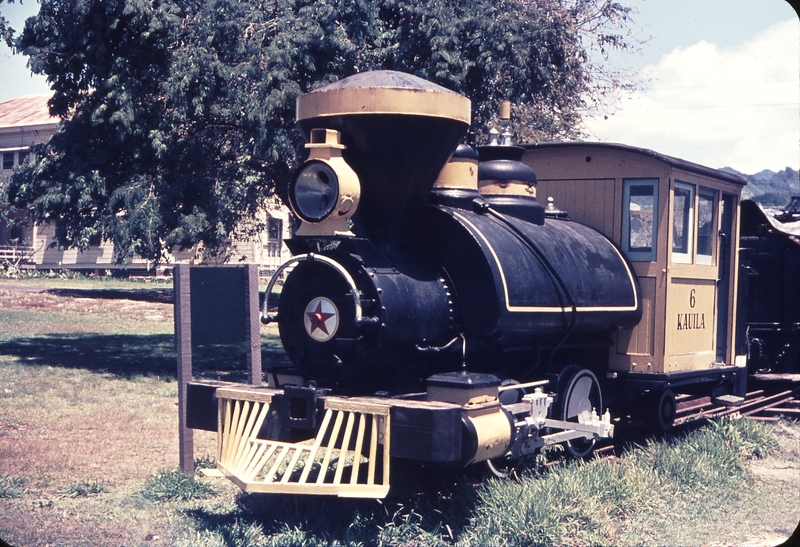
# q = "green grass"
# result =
<box><xmin>60</xmin><ymin>480</ymin><xmax>106</xmax><ymax>498</ymax></box>
<box><xmin>627</xmin><ymin>417</ymin><xmax>778</xmax><ymax>491</ymax></box>
<box><xmin>195</xmin><ymin>454</ymin><xmax>218</xmax><ymax>471</ymax></box>
<box><xmin>460</xmin><ymin>417</ymin><xmax>781</xmax><ymax>547</ymax></box>
<box><xmin>177</xmin><ymin>493</ymin><xmax>457</xmax><ymax>547</ymax></box>
<box><xmin>0</xmin><ymin>279</ymin><xmax>287</xmax><ymax>382</ymax></box>
<box><xmin>0</xmin><ymin>475</ymin><xmax>27</xmax><ymax>498</ymax></box>
<box><xmin>0</xmin><ymin>268</ymin><xmax>174</xmax><ymax>284</ymax></box>
<box><xmin>142</xmin><ymin>469</ymin><xmax>217</xmax><ymax>502</ymax></box>
<box><xmin>179</xmin><ymin>520</ymin><xmax>267</xmax><ymax>547</ymax></box>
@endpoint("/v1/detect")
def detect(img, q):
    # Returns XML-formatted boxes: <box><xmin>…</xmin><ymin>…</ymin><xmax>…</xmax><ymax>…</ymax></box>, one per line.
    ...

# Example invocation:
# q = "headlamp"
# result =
<box><xmin>291</xmin><ymin>161</ymin><xmax>340</xmax><ymax>222</ymax></box>
<box><xmin>289</xmin><ymin>129</ymin><xmax>360</xmax><ymax>237</ymax></box>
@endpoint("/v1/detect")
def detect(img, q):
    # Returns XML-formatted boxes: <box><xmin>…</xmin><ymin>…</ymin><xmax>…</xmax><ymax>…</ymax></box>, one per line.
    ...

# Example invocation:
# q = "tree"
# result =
<box><xmin>0</xmin><ymin>0</ymin><xmax>15</xmax><ymax>48</ymax></box>
<box><xmin>5</xmin><ymin>0</ymin><xmax>637</xmax><ymax>263</ymax></box>
<box><xmin>7</xmin><ymin>0</ymin><xmax>181</xmax><ymax>259</ymax></box>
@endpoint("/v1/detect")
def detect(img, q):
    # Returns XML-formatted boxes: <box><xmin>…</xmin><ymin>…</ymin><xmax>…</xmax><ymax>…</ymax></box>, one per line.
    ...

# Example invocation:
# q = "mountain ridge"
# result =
<box><xmin>719</xmin><ymin>166</ymin><xmax>799</xmax><ymax>206</ymax></box>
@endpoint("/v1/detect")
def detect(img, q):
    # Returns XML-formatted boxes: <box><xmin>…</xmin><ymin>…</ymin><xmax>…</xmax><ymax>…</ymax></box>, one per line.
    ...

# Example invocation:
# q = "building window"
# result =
<box><xmin>672</xmin><ymin>182</ymin><xmax>694</xmax><ymax>264</ymax></box>
<box><xmin>54</xmin><ymin>219</ymin><xmax>68</xmax><ymax>247</ymax></box>
<box><xmin>267</xmin><ymin>218</ymin><xmax>283</xmax><ymax>241</ymax></box>
<box><xmin>18</xmin><ymin>150</ymin><xmax>29</xmax><ymax>165</ymax></box>
<box><xmin>622</xmin><ymin>178</ymin><xmax>659</xmax><ymax>262</ymax></box>
<box><xmin>2</xmin><ymin>152</ymin><xmax>14</xmax><ymax>170</ymax></box>
<box><xmin>265</xmin><ymin>242</ymin><xmax>280</xmax><ymax>257</ymax></box>
<box><xmin>9</xmin><ymin>223</ymin><xmax>24</xmax><ymax>242</ymax></box>
<box><xmin>696</xmin><ymin>189</ymin><xmax>715</xmax><ymax>265</ymax></box>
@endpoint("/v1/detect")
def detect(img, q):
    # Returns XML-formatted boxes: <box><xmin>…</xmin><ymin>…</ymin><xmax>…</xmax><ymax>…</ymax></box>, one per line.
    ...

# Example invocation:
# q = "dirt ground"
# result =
<box><xmin>0</xmin><ymin>282</ymin><xmax>218</xmax><ymax>547</ymax></box>
<box><xmin>694</xmin><ymin>421</ymin><xmax>800</xmax><ymax>547</ymax></box>
<box><xmin>0</xmin><ymin>281</ymin><xmax>798</xmax><ymax>547</ymax></box>
<box><xmin>0</xmin><ymin>282</ymin><xmax>174</xmax><ymax>322</ymax></box>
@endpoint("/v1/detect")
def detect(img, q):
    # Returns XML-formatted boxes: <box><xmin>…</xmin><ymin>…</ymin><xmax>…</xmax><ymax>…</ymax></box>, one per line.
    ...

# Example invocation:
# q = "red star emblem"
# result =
<box><xmin>306</xmin><ymin>301</ymin><xmax>335</xmax><ymax>335</ymax></box>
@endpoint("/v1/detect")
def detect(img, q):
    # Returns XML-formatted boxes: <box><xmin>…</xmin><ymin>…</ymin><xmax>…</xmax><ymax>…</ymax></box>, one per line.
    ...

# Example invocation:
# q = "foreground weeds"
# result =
<box><xmin>164</xmin><ymin>417</ymin><xmax>789</xmax><ymax>547</ymax></box>
<box><xmin>0</xmin><ymin>475</ymin><xmax>27</xmax><ymax>499</ymax></box>
<box><xmin>142</xmin><ymin>469</ymin><xmax>217</xmax><ymax>502</ymax></box>
<box><xmin>462</xmin><ymin>417</ymin><xmax>782</xmax><ymax>547</ymax></box>
<box><xmin>164</xmin><ymin>462</ymin><xmax>469</xmax><ymax>547</ymax></box>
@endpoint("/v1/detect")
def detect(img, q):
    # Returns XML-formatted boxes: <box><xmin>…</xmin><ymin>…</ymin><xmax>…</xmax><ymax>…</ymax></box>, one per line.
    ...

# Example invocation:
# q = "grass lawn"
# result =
<box><xmin>0</xmin><ymin>276</ymin><xmax>798</xmax><ymax>547</ymax></box>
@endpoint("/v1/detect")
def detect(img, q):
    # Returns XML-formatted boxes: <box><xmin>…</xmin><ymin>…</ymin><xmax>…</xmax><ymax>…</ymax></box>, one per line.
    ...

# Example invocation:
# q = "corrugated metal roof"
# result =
<box><xmin>0</xmin><ymin>94</ymin><xmax>59</xmax><ymax>128</ymax></box>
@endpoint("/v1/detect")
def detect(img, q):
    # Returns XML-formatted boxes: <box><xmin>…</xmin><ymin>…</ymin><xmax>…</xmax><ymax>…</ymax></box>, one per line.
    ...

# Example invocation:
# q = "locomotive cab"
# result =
<box><xmin>522</xmin><ymin>143</ymin><xmax>749</xmax><ymax>428</ymax></box>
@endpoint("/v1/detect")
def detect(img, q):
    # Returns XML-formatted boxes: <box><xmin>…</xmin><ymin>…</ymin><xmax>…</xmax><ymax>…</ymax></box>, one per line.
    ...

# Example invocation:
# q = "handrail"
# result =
<box><xmin>260</xmin><ymin>253</ymin><xmax>364</xmax><ymax>325</ymax></box>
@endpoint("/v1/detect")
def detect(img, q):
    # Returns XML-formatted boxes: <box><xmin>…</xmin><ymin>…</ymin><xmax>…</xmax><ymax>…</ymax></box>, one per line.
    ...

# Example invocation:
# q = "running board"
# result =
<box><xmin>712</xmin><ymin>394</ymin><xmax>745</xmax><ymax>407</ymax></box>
<box><xmin>215</xmin><ymin>387</ymin><xmax>391</xmax><ymax>498</ymax></box>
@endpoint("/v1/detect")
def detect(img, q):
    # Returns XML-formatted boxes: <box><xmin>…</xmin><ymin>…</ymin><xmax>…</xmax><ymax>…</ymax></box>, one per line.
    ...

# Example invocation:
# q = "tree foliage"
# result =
<box><xmin>5</xmin><ymin>0</ymin><xmax>637</xmax><ymax>262</ymax></box>
<box><xmin>1</xmin><ymin>0</ymin><xmax>18</xmax><ymax>48</ymax></box>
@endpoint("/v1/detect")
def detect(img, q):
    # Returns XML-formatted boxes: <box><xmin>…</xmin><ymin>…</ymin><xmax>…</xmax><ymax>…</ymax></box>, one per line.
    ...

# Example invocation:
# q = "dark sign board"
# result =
<box><xmin>189</xmin><ymin>267</ymin><xmax>247</xmax><ymax>347</ymax></box>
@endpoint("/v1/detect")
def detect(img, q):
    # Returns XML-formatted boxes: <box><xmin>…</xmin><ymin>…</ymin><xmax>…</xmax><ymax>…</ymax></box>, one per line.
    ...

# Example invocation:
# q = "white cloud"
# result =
<box><xmin>585</xmin><ymin>18</ymin><xmax>800</xmax><ymax>174</ymax></box>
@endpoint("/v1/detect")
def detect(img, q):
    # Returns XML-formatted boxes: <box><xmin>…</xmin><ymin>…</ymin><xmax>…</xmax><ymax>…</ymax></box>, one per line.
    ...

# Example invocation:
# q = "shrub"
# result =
<box><xmin>61</xmin><ymin>480</ymin><xmax>106</xmax><ymax>498</ymax></box>
<box><xmin>142</xmin><ymin>469</ymin><xmax>216</xmax><ymax>502</ymax></box>
<box><xmin>179</xmin><ymin>520</ymin><xmax>266</xmax><ymax>547</ymax></box>
<box><xmin>0</xmin><ymin>475</ymin><xmax>26</xmax><ymax>498</ymax></box>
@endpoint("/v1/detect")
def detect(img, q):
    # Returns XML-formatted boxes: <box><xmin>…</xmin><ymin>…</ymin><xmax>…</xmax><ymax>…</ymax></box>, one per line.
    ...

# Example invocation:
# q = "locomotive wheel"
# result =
<box><xmin>647</xmin><ymin>389</ymin><xmax>676</xmax><ymax>432</ymax></box>
<box><xmin>559</xmin><ymin>368</ymin><xmax>603</xmax><ymax>459</ymax></box>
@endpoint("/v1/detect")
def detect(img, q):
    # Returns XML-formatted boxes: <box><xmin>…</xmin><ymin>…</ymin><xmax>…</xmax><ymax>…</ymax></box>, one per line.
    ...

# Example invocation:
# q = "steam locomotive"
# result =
<box><xmin>188</xmin><ymin>70</ymin><xmax>750</xmax><ymax>497</ymax></box>
<box><xmin>266</xmin><ymin>71</ymin><xmax>640</xmax><ymax>393</ymax></box>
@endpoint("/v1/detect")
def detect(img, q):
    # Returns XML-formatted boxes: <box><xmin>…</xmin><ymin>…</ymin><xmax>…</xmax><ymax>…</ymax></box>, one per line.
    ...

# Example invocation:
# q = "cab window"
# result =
<box><xmin>672</xmin><ymin>182</ymin><xmax>694</xmax><ymax>264</ymax></box>
<box><xmin>622</xmin><ymin>178</ymin><xmax>658</xmax><ymax>262</ymax></box>
<box><xmin>696</xmin><ymin>189</ymin><xmax>715</xmax><ymax>265</ymax></box>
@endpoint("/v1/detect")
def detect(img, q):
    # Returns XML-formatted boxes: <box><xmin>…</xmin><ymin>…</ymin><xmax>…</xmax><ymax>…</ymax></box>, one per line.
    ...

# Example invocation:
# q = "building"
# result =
<box><xmin>0</xmin><ymin>94</ymin><xmax>292</xmax><ymax>274</ymax></box>
<box><xmin>0</xmin><ymin>94</ymin><xmax>59</xmax><ymax>263</ymax></box>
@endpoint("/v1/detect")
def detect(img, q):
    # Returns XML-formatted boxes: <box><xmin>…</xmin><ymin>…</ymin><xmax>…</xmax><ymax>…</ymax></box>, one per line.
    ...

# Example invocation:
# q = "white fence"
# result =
<box><xmin>0</xmin><ymin>244</ymin><xmax>35</xmax><ymax>263</ymax></box>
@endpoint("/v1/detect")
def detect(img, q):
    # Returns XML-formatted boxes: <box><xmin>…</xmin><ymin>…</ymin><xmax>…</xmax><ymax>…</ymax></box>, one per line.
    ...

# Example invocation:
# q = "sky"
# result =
<box><xmin>582</xmin><ymin>0</ymin><xmax>800</xmax><ymax>174</ymax></box>
<box><xmin>0</xmin><ymin>0</ymin><xmax>798</xmax><ymax>175</ymax></box>
<box><xmin>1</xmin><ymin>0</ymin><xmax>49</xmax><ymax>100</ymax></box>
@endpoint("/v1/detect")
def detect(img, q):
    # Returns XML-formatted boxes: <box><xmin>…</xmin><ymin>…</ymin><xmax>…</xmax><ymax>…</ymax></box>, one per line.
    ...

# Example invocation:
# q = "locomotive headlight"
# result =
<box><xmin>290</xmin><ymin>129</ymin><xmax>361</xmax><ymax>237</ymax></box>
<box><xmin>292</xmin><ymin>161</ymin><xmax>340</xmax><ymax>222</ymax></box>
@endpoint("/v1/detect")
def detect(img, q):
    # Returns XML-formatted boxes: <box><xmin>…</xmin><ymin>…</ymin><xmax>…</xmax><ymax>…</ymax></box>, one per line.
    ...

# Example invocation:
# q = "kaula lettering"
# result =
<box><xmin>677</xmin><ymin>313</ymin><xmax>705</xmax><ymax>330</ymax></box>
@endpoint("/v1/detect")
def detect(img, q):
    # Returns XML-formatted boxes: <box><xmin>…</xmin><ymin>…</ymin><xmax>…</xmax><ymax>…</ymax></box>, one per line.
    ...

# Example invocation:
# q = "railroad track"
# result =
<box><xmin>592</xmin><ymin>384</ymin><xmax>800</xmax><ymax>459</ymax></box>
<box><xmin>675</xmin><ymin>389</ymin><xmax>800</xmax><ymax>425</ymax></box>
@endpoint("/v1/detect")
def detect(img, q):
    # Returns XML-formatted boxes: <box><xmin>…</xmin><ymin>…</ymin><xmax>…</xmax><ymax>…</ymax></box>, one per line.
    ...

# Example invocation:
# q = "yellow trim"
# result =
<box><xmin>434</xmin><ymin>157</ymin><xmax>479</xmax><ymax>190</ymax></box>
<box><xmin>478</xmin><ymin>179</ymin><xmax>537</xmax><ymax>198</ymax></box>
<box><xmin>452</xmin><ymin>212</ymin><xmax>639</xmax><ymax>313</ymax></box>
<box><xmin>297</xmin><ymin>87</ymin><xmax>471</xmax><ymax>125</ymax></box>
